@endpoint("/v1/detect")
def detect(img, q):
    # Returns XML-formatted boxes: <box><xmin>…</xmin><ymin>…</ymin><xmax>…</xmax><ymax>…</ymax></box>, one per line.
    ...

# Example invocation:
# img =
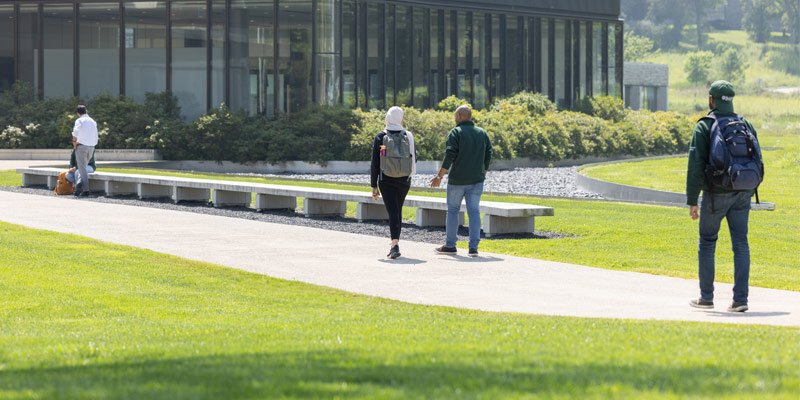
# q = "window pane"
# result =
<box><xmin>491</xmin><ymin>14</ymin><xmax>500</xmax><ymax>100</ymax></box>
<box><xmin>412</xmin><ymin>7</ymin><xmax>429</xmax><ymax>108</ymax></box>
<box><xmin>554</xmin><ymin>19</ymin><xmax>565</xmax><ymax>107</ymax></box>
<box><xmin>445</xmin><ymin>11</ymin><xmax>454</xmax><ymax>96</ymax></box>
<box><xmin>172</xmin><ymin>1</ymin><xmax>207</xmax><ymax>120</ymax></box>
<box><xmin>278</xmin><ymin>0</ymin><xmax>311</xmax><ymax>113</ymax></box>
<box><xmin>593</xmin><ymin>22</ymin><xmax>602</xmax><ymax>96</ymax></box>
<box><xmin>231</xmin><ymin>0</ymin><xmax>274</xmax><ymax>116</ymax></box>
<box><xmin>541</xmin><ymin>18</ymin><xmax>549</xmax><ymax>99</ymax></box>
<box><xmin>342</xmin><ymin>0</ymin><xmax>356</xmax><ymax>108</ymax></box>
<box><xmin>19</xmin><ymin>5</ymin><xmax>39</xmax><ymax>92</ymax></box>
<box><xmin>125</xmin><ymin>1</ymin><xmax>166</xmax><ymax>103</ymax></box>
<box><xmin>316</xmin><ymin>0</ymin><xmax>339</xmax><ymax>105</ymax></box>
<box><xmin>79</xmin><ymin>3</ymin><xmax>119</xmax><ymax>98</ymax></box>
<box><xmin>395</xmin><ymin>5</ymin><xmax>411</xmax><ymax>106</ymax></box>
<box><xmin>211</xmin><ymin>0</ymin><xmax>224</xmax><ymax>109</ymax></box>
<box><xmin>385</xmin><ymin>5</ymin><xmax>395</xmax><ymax>105</ymax></box>
<box><xmin>366</xmin><ymin>2</ymin><xmax>384</xmax><ymax>109</ymax></box>
<box><xmin>473</xmin><ymin>12</ymin><xmax>487</xmax><ymax>109</ymax></box>
<box><xmin>456</xmin><ymin>11</ymin><xmax>467</xmax><ymax>100</ymax></box>
<box><xmin>43</xmin><ymin>4</ymin><xmax>74</xmax><ymax>98</ymax></box>
<box><xmin>430</xmin><ymin>10</ymin><xmax>441</xmax><ymax>105</ymax></box>
<box><xmin>0</xmin><ymin>6</ymin><xmax>13</xmax><ymax>92</ymax></box>
<box><xmin>608</xmin><ymin>23</ymin><xmax>616</xmax><ymax>98</ymax></box>
<box><xmin>579</xmin><ymin>22</ymin><xmax>587</xmax><ymax>99</ymax></box>
<box><xmin>505</xmin><ymin>15</ymin><xmax>523</xmax><ymax>95</ymax></box>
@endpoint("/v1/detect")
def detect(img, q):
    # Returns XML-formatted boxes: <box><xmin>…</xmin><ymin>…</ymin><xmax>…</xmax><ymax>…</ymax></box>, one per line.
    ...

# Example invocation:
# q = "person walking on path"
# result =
<box><xmin>370</xmin><ymin>106</ymin><xmax>416</xmax><ymax>259</ymax></box>
<box><xmin>430</xmin><ymin>105</ymin><xmax>493</xmax><ymax>257</ymax></box>
<box><xmin>66</xmin><ymin>147</ymin><xmax>96</xmax><ymax>188</ymax></box>
<box><xmin>686</xmin><ymin>80</ymin><xmax>762</xmax><ymax>313</ymax></box>
<box><xmin>71</xmin><ymin>105</ymin><xmax>99</xmax><ymax>197</ymax></box>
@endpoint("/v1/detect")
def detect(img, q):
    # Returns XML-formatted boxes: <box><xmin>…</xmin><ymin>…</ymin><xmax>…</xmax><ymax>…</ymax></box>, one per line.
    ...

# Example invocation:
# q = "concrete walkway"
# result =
<box><xmin>1</xmin><ymin>190</ymin><xmax>799</xmax><ymax>327</ymax></box>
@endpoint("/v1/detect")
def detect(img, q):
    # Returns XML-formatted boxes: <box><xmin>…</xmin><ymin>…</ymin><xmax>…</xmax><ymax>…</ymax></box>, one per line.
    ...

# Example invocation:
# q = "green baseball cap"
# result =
<box><xmin>709</xmin><ymin>80</ymin><xmax>735</xmax><ymax>102</ymax></box>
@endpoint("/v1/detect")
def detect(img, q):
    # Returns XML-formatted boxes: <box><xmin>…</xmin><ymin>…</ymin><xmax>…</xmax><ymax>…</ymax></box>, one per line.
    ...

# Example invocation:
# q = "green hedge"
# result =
<box><xmin>0</xmin><ymin>82</ymin><xmax>694</xmax><ymax>164</ymax></box>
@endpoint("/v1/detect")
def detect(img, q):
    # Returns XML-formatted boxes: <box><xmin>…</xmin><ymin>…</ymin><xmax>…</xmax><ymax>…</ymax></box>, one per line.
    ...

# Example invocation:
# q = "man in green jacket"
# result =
<box><xmin>686</xmin><ymin>80</ymin><xmax>758</xmax><ymax>313</ymax></box>
<box><xmin>430</xmin><ymin>105</ymin><xmax>493</xmax><ymax>256</ymax></box>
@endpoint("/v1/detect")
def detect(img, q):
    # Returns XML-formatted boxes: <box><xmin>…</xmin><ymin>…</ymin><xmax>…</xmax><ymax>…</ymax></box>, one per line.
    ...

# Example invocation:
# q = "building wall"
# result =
<box><xmin>0</xmin><ymin>0</ymin><xmax>623</xmax><ymax>119</ymax></box>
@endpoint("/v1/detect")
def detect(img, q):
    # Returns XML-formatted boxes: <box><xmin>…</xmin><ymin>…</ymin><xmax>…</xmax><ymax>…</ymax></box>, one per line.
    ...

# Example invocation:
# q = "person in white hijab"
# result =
<box><xmin>369</xmin><ymin>106</ymin><xmax>416</xmax><ymax>259</ymax></box>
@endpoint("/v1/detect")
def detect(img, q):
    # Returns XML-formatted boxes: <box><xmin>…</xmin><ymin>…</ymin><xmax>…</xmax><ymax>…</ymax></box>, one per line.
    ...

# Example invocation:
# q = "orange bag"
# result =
<box><xmin>54</xmin><ymin>171</ymin><xmax>74</xmax><ymax>195</ymax></box>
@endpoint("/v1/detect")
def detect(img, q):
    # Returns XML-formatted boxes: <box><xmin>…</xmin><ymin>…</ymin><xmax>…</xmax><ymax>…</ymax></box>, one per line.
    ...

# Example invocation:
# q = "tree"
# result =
<box><xmin>647</xmin><ymin>0</ymin><xmax>726</xmax><ymax>49</ymax></box>
<box><xmin>742</xmin><ymin>0</ymin><xmax>779</xmax><ymax>43</ymax></box>
<box><xmin>776</xmin><ymin>0</ymin><xmax>800</xmax><ymax>43</ymax></box>
<box><xmin>624</xmin><ymin>32</ymin><xmax>656</xmax><ymax>62</ymax></box>
<box><xmin>684</xmin><ymin>51</ymin><xmax>713</xmax><ymax>97</ymax></box>
<box><xmin>717</xmin><ymin>48</ymin><xmax>749</xmax><ymax>85</ymax></box>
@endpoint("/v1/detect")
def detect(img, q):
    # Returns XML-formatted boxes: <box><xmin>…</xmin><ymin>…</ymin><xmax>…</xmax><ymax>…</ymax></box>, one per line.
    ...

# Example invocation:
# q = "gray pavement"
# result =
<box><xmin>1</xmin><ymin>190</ymin><xmax>799</xmax><ymax>327</ymax></box>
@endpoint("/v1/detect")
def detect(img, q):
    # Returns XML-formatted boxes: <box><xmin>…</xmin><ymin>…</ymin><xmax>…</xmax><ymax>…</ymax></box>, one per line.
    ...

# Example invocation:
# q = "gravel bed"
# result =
<box><xmin>245</xmin><ymin>166</ymin><xmax>602</xmax><ymax>199</ymax></box>
<box><xmin>1</xmin><ymin>186</ymin><xmax>573</xmax><ymax>245</ymax></box>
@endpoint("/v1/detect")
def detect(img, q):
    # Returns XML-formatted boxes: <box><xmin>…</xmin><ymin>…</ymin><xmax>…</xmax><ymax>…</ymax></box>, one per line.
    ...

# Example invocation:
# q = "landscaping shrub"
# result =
<box><xmin>0</xmin><ymin>80</ymin><xmax>695</xmax><ymax>163</ymax></box>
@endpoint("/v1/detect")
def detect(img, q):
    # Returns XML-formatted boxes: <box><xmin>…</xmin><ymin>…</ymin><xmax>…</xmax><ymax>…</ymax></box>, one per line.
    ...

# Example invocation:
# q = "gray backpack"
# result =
<box><xmin>380</xmin><ymin>130</ymin><xmax>413</xmax><ymax>178</ymax></box>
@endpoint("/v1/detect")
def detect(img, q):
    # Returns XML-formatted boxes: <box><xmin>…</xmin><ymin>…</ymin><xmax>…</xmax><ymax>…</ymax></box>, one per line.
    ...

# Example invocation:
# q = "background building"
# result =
<box><xmin>0</xmin><ymin>0</ymin><xmax>623</xmax><ymax>120</ymax></box>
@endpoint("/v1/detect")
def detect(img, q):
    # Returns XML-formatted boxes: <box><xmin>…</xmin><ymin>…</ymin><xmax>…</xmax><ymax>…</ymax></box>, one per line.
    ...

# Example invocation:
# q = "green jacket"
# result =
<box><xmin>441</xmin><ymin>121</ymin><xmax>493</xmax><ymax>186</ymax></box>
<box><xmin>70</xmin><ymin>149</ymin><xmax>97</xmax><ymax>170</ymax></box>
<box><xmin>685</xmin><ymin>107</ymin><xmax>758</xmax><ymax>206</ymax></box>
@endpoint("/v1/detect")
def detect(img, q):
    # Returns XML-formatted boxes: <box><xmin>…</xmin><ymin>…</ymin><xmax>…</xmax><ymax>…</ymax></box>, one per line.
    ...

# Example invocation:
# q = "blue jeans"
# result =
<box><xmin>698</xmin><ymin>191</ymin><xmax>751</xmax><ymax>303</ymax></box>
<box><xmin>446</xmin><ymin>182</ymin><xmax>483</xmax><ymax>249</ymax></box>
<box><xmin>66</xmin><ymin>165</ymin><xmax>94</xmax><ymax>187</ymax></box>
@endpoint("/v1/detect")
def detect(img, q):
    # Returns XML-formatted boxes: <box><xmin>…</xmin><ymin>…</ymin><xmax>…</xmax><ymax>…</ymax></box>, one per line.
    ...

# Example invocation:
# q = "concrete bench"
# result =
<box><xmin>18</xmin><ymin>167</ymin><xmax>554</xmax><ymax>236</ymax></box>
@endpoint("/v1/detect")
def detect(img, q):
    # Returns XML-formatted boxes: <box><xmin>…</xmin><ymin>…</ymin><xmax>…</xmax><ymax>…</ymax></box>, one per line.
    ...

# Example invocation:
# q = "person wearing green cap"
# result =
<box><xmin>686</xmin><ymin>80</ymin><xmax>759</xmax><ymax>313</ymax></box>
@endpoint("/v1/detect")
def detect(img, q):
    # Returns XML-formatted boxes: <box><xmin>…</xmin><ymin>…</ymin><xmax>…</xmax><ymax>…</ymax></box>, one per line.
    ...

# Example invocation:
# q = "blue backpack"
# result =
<box><xmin>701</xmin><ymin>113</ymin><xmax>764</xmax><ymax>205</ymax></box>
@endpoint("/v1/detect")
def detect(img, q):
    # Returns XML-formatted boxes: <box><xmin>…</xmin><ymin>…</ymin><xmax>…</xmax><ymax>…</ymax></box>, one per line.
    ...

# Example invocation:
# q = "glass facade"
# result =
<box><xmin>0</xmin><ymin>0</ymin><xmax>623</xmax><ymax>116</ymax></box>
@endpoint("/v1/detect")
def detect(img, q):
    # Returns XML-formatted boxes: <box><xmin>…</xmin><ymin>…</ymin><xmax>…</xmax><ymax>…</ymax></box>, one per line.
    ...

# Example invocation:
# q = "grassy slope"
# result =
<box><xmin>1</xmin><ymin>221</ymin><xmax>799</xmax><ymax>399</ymax></box>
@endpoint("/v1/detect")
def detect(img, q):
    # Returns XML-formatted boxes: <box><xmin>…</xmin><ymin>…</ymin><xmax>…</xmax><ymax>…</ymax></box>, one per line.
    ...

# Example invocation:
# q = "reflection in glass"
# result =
<box><xmin>124</xmin><ymin>1</ymin><xmax>166</xmax><ymax>103</ymax></box>
<box><xmin>430</xmin><ymin>10</ymin><xmax>441</xmax><ymax>105</ymax></box>
<box><xmin>579</xmin><ymin>22</ymin><xmax>587</xmax><ymax>99</ymax></box>
<box><xmin>456</xmin><ymin>11</ymin><xmax>467</xmax><ymax>100</ymax></box>
<box><xmin>608</xmin><ymin>23</ymin><xmax>616</xmax><ymax>98</ymax></box>
<box><xmin>445</xmin><ymin>11</ymin><xmax>455</xmax><ymax>96</ymax></box>
<box><xmin>211</xmin><ymin>0</ymin><xmax>224</xmax><ymax>109</ymax></box>
<box><xmin>366</xmin><ymin>3</ymin><xmax>384</xmax><ymax>109</ymax></box>
<box><xmin>395</xmin><ymin>5</ymin><xmax>411</xmax><ymax>106</ymax></box>
<box><xmin>412</xmin><ymin>7</ymin><xmax>429</xmax><ymax>108</ymax></box>
<box><xmin>472</xmin><ymin>12</ymin><xmax>487</xmax><ymax>108</ymax></box>
<box><xmin>231</xmin><ymin>0</ymin><xmax>274</xmax><ymax>116</ymax></box>
<box><xmin>342</xmin><ymin>0</ymin><xmax>356</xmax><ymax>108</ymax></box>
<box><xmin>278</xmin><ymin>0</ymin><xmax>311</xmax><ymax>113</ymax></box>
<box><xmin>505</xmin><ymin>16</ymin><xmax>523</xmax><ymax>96</ymax></box>
<box><xmin>593</xmin><ymin>22</ymin><xmax>602</xmax><ymax>96</ymax></box>
<box><xmin>316</xmin><ymin>0</ymin><xmax>339</xmax><ymax>105</ymax></box>
<box><xmin>554</xmin><ymin>19</ymin><xmax>565</xmax><ymax>107</ymax></box>
<box><xmin>541</xmin><ymin>18</ymin><xmax>550</xmax><ymax>100</ymax></box>
<box><xmin>172</xmin><ymin>1</ymin><xmax>207</xmax><ymax>119</ymax></box>
<box><xmin>79</xmin><ymin>3</ymin><xmax>119</xmax><ymax>98</ymax></box>
<box><xmin>43</xmin><ymin>4</ymin><xmax>74</xmax><ymax>98</ymax></box>
<box><xmin>0</xmin><ymin>6</ymin><xmax>14</xmax><ymax>92</ymax></box>
<box><xmin>18</xmin><ymin>6</ymin><xmax>39</xmax><ymax>92</ymax></box>
<box><xmin>490</xmin><ymin>14</ymin><xmax>500</xmax><ymax>101</ymax></box>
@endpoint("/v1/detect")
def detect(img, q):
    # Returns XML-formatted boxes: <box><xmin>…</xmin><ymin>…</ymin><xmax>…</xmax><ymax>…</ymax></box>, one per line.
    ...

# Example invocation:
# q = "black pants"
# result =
<box><xmin>379</xmin><ymin>177</ymin><xmax>411</xmax><ymax>240</ymax></box>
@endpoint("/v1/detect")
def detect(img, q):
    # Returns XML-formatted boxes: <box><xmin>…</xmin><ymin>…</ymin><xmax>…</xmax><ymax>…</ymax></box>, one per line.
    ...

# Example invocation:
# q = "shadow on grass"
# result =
<box><xmin>0</xmin><ymin>350</ymin><xmax>788</xmax><ymax>399</ymax></box>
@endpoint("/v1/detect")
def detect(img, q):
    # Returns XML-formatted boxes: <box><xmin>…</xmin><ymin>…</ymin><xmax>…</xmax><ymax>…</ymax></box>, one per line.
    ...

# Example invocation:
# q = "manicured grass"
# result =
<box><xmin>79</xmin><ymin>165</ymin><xmax>798</xmax><ymax>292</ymax></box>
<box><xmin>0</xmin><ymin>169</ymin><xmax>21</xmax><ymax>187</ymax></box>
<box><xmin>1</xmin><ymin>221</ymin><xmax>799</xmax><ymax>399</ymax></box>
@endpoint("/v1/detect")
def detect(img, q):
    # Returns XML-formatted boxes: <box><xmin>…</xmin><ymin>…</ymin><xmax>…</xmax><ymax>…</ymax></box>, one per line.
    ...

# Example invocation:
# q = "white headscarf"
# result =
<box><xmin>385</xmin><ymin>106</ymin><xmax>404</xmax><ymax>131</ymax></box>
<box><xmin>384</xmin><ymin>106</ymin><xmax>416</xmax><ymax>177</ymax></box>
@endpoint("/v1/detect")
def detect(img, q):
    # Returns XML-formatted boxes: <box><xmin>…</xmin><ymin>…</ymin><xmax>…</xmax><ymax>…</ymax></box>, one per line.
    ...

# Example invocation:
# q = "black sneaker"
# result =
<box><xmin>434</xmin><ymin>246</ymin><xmax>457</xmax><ymax>255</ymax></box>
<box><xmin>468</xmin><ymin>248</ymin><xmax>478</xmax><ymax>257</ymax></box>
<box><xmin>727</xmin><ymin>301</ymin><xmax>749</xmax><ymax>312</ymax></box>
<box><xmin>388</xmin><ymin>245</ymin><xmax>401</xmax><ymax>259</ymax></box>
<box><xmin>689</xmin><ymin>298</ymin><xmax>714</xmax><ymax>309</ymax></box>
<box><xmin>74</xmin><ymin>190</ymin><xmax>90</xmax><ymax>197</ymax></box>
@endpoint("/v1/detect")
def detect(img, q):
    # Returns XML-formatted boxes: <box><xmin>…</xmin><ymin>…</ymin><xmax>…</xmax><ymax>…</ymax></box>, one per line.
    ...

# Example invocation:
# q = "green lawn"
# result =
<box><xmin>1</xmin><ymin>221</ymin><xmax>799</xmax><ymax>399</ymax></box>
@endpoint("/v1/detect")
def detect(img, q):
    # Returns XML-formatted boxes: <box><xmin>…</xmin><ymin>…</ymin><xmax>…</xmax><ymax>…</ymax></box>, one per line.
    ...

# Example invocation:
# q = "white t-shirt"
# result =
<box><xmin>72</xmin><ymin>114</ymin><xmax>99</xmax><ymax>147</ymax></box>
